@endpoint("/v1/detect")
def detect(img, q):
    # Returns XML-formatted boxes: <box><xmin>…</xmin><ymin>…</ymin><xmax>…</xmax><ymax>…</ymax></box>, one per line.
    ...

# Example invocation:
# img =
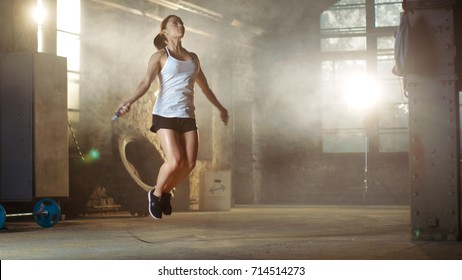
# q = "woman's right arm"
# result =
<box><xmin>115</xmin><ymin>51</ymin><xmax>163</xmax><ymax>116</ymax></box>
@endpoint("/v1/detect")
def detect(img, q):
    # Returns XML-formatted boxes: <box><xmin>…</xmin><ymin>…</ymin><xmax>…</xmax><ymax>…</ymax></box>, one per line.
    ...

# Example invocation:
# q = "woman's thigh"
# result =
<box><xmin>179</xmin><ymin>130</ymin><xmax>198</xmax><ymax>166</ymax></box>
<box><xmin>156</xmin><ymin>129</ymin><xmax>183</xmax><ymax>163</ymax></box>
<box><xmin>156</xmin><ymin>129</ymin><xmax>198</xmax><ymax>164</ymax></box>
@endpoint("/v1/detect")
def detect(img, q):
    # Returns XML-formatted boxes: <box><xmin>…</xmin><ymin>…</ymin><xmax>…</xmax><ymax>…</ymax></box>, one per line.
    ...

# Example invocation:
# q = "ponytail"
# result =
<box><xmin>153</xmin><ymin>33</ymin><xmax>167</xmax><ymax>50</ymax></box>
<box><xmin>153</xmin><ymin>15</ymin><xmax>181</xmax><ymax>50</ymax></box>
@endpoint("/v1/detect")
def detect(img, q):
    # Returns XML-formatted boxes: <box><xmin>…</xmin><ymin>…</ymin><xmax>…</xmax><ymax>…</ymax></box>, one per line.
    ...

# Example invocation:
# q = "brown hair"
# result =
<box><xmin>153</xmin><ymin>15</ymin><xmax>183</xmax><ymax>50</ymax></box>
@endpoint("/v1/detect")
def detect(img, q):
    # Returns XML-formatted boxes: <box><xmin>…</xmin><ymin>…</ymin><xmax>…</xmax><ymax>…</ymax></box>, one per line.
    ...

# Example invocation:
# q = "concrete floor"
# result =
<box><xmin>1</xmin><ymin>205</ymin><xmax>461</xmax><ymax>260</ymax></box>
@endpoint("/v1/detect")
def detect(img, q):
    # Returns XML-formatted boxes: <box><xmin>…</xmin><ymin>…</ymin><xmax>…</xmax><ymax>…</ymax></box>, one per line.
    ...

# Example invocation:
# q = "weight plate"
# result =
<box><xmin>0</xmin><ymin>204</ymin><xmax>5</xmax><ymax>229</ymax></box>
<box><xmin>33</xmin><ymin>199</ymin><xmax>61</xmax><ymax>228</ymax></box>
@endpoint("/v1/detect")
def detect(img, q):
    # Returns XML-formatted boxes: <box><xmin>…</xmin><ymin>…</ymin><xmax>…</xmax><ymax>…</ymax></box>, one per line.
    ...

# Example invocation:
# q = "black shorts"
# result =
<box><xmin>150</xmin><ymin>114</ymin><xmax>197</xmax><ymax>134</ymax></box>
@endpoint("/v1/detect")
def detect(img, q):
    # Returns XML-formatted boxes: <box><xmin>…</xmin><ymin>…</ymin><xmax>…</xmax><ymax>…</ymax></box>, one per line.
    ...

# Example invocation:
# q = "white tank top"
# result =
<box><xmin>153</xmin><ymin>47</ymin><xmax>198</xmax><ymax>118</ymax></box>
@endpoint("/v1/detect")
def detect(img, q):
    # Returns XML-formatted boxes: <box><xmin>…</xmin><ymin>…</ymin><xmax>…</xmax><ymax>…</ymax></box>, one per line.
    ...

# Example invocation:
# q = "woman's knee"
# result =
<box><xmin>178</xmin><ymin>159</ymin><xmax>195</xmax><ymax>174</ymax></box>
<box><xmin>165</xmin><ymin>157</ymin><xmax>182</xmax><ymax>172</ymax></box>
<box><xmin>170</xmin><ymin>158</ymin><xmax>194</xmax><ymax>172</ymax></box>
<box><xmin>165</xmin><ymin>156</ymin><xmax>195</xmax><ymax>174</ymax></box>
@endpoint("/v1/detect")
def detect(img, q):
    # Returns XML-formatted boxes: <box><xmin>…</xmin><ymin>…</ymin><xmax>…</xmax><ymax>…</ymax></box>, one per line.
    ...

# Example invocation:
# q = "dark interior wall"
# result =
<box><xmin>256</xmin><ymin>11</ymin><xmax>323</xmax><ymax>157</ymax></box>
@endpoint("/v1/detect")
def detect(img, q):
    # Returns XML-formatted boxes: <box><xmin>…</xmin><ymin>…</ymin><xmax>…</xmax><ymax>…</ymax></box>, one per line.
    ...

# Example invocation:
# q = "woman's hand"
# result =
<box><xmin>115</xmin><ymin>102</ymin><xmax>131</xmax><ymax>117</ymax></box>
<box><xmin>220</xmin><ymin>108</ymin><xmax>229</xmax><ymax>125</ymax></box>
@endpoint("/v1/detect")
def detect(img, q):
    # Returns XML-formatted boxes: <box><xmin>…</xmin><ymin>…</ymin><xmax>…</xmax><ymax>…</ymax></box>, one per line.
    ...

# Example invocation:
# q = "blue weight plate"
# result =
<box><xmin>33</xmin><ymin>199</ymin><xmax>61</xmax><ymax>228</ymax></box>
<box><xmin>0</xmin><ymin>204</ymin><xmax>5</xmax><ymax>229</ymax></box>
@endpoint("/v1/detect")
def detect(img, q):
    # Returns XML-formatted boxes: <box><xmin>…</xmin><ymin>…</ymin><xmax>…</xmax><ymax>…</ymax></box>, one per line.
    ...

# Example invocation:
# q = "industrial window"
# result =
<box><xmin>57</xmin><ymin>0</ymin><xmax>81</xmax><ymax>123</ymax></box>
<box><xmin>320</xmin><ymin>0</ymin><xmax>406</xmax><ymax>153</ymax></box>
<box><xmin>375</xmin><ymin>0</ymin><xmax>402</xmax><ymax>27</ymax></box>
<box><xmin>36</xmin><ymin>0</ymin><xmax>81</xmax><ymax>123</ymax></box>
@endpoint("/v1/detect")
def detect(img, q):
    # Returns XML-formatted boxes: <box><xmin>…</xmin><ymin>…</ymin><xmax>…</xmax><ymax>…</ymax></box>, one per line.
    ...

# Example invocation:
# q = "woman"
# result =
<box><xmin>115</xmin><ymin>15</ymin><xmax>228</xmax><ymax>219</ymax></box>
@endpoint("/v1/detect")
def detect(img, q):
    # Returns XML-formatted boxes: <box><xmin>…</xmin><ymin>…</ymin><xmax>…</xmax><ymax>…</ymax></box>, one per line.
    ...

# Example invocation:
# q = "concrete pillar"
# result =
<box><xmin>252</xmin><ymin>99</ymin><xmax>262</xmax><ymax>204</ymax></box>
<box><xmin>40</xmin><ymin>0</ymin><xmax>57</xmax><ymax>54</ymax></box>
<box><xmin>211</xmin><ymin>42</ymin><xmax>233</xmax><ymax>171</ymax></box>
<box><xmin>231</xmin><ymin>45</ymin><xmax>256</xmax><ymax>204</ymax></box>
<box><xmin>365</xmin><ymin>0</ymin><xmax>380</xmax><ymax>155</ymax></box>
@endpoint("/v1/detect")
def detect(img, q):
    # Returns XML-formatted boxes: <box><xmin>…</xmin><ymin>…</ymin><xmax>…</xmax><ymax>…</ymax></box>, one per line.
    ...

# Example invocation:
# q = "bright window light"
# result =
<box><xmin>57</xmin><ymin>0</ymin><xmax>80</xmax><ymax>34</ymax></box>
<box><xmin>34</xmin><ymin>0</ymin><xmax>46</xmax><ymax>25</ymax></box>
<box><xmin>56</xmin><ymin>0</ymin><xmax>81</xmax><ymax>123</ymax></box>
<box><xmin>35</xmin><ymin>0</ymin><xmax>45</xmax><ymax>52</ymax></box>
<box><xmin>343</xmin><ymin>75</ymin><xmax>381</xmax><ymax>110</ymax></box>
<box><xmin>57</xmin><ymin>31</ymin><xmax>80</xmax><ymax>71</ymax></box>
<box><xmin>67</xmin><ymin>72</ymin><xmax>80</xmax><ymax>110</ymax></box>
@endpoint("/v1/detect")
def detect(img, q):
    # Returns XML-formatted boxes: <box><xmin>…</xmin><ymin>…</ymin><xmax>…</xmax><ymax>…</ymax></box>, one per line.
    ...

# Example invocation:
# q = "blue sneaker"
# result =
<box><xmin>162</xmin><ymin>192</ymin><xmax>172</xmax><ymax>216</ymax></box>
<box><xmin>148</xmin><ymin>189</ymin><xmax>162</xmax><ymax>219</ymax></box>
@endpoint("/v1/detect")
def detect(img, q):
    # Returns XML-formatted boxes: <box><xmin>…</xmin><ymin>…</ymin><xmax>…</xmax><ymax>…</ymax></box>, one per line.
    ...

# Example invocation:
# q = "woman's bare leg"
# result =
<box><xmin>163</xmin><ymin>130</ymin><xmax>198</xmax><ymax>193</ymax></box>
<box><xmin>155</xmin><ymin>129</ymin><xmax>198</xmax><ymax>196</ymax></box>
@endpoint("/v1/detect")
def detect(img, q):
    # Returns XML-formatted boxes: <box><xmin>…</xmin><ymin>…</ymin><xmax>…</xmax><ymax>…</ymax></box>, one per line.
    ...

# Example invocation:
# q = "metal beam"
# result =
<box><xmin>406</xmin><ymin>1</ymin><xmax>460</xmax><ymax>240</ymax></box>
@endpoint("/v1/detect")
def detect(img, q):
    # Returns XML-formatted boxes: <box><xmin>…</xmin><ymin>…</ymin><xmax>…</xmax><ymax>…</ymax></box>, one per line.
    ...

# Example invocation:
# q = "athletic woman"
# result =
<box><xmin>115</xmin><ymin>15</ymin><xmax>228</xmax><ymax>219</ymax></box>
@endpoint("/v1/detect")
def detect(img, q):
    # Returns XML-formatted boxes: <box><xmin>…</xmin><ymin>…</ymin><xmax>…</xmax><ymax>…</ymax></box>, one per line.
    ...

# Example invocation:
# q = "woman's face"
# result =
<box><xmin>163</xmin><ymin>17</ymin><xmax>185</xmax><ymax>39</ymax></box>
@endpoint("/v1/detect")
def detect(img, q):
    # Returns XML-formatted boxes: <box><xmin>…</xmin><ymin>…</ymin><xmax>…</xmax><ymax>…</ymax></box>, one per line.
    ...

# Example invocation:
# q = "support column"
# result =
<box><xmin>365</xmin><ymin>0</ymin><xmax>380</xmax><ymax>155</ymax></box>
<box><xmin>406</xmin><ymin>0</ymin><xmax>460</xmax><ymax>240</ymax></box>
<box><xmin>40</xmin><ymin>0</ymin><xmax>57</xmax><ymax>54</ymax></box>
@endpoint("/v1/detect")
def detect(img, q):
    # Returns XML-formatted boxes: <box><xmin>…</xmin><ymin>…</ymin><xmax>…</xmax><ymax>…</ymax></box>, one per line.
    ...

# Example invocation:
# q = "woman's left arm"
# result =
<box><xmin>194</xmin><ymin>56</ymin><xmax>229</xmax><ymax>125</ymax></box>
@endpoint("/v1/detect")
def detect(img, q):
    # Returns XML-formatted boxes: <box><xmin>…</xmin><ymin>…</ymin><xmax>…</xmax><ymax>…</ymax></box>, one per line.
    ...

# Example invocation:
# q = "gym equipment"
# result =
<box><xmin>0</xmin><ymin>205</ymin><xmax>5</xmax><ymax>229</ymax></box>
<box><xmin>33</xmin><ymin>199</ymin><xmax>62</xmax><ymax>228</ymax></box>
<box><xmin>0</xmin><ymin>198</ymin><xmax>61</xmax><ymax>229</ymax></box>
<box><xmin>0</xmin><ymin>53</ymin><xmax>68</xmax><ymax>230</ymax></box>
